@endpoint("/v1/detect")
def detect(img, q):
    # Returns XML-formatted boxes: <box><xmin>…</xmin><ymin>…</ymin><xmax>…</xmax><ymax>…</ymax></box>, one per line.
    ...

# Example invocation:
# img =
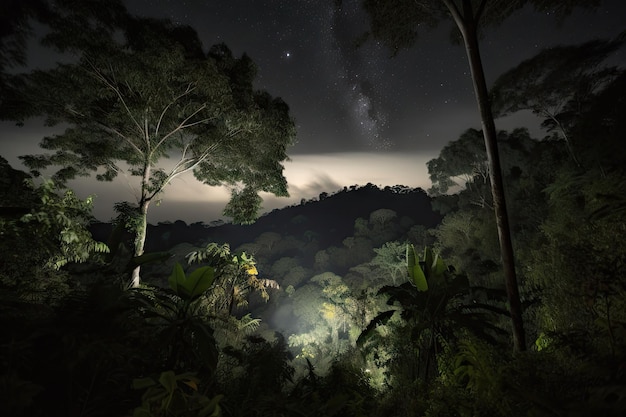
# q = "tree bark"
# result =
<box><xmin>130</xmin><ymin>159</ymin><xmax>152</xmax><ymax>288</ymax></box>
<box><xmin>456</xmin><ymin>6</ymin><xmax>527</xmax><ymax>352</ymax></box>
<box><xmin>130</xmin><ymin>198</ymin><xmax>150</xmax><ymax>288</ymax></box>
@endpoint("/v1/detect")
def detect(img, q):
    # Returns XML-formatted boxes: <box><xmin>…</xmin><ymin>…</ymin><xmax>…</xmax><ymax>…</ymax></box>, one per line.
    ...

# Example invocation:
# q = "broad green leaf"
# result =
<box><xmin>412</xmin><ymin>264</ymin><xmax>429</xmax><ymax>291</ymax></box>
<box><xmin>356</xmin><ymin>309</ymin><xmax>395</xmax><ymax>347</ymax></box>
<box><xmin>182</xmin><ymin>266</ymin><xmax>215</xmax><ymax>300</ymax></box>
<box><xmin>406</xmin><ymin>245</ymin><xmax>429</xmax><ymax>291</ymax></box>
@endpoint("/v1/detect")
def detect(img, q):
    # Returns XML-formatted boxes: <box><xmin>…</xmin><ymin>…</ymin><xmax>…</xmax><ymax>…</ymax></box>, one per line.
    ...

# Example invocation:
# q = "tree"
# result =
<box><xmin>427</xmin><ymin>128</ymin><xmax>490</xmax><ymax>195</ymax></box>
<box><xmin>9</xmin><ymin>14</ymin><xmax>296</xmax><ymax>287</ymax></box>
<box><xmin>490</xmin><ymin>37</ymin><xmax>625</xmax><ymax>166</ymax></box>
<box><xmin>311</xmin><ymin>272</ymin><xmax>353</xmax><ymax>354</ymax></box>
<box><xmin>0</xmin><ymin>158</ymin><xmax>109</xmax><ymax>304</ymax></box>
<box><xmin>369</xmin><ymin>208</ymin><xmax>397</xmax><ymax>229</ymax></box>
<box><xmin>428</xmin><ymin>127</ymin><xmax>537</xmax><ymax>208</ymax></box>
<box><xmin>359</xmin><ymin>246</ymin><xmax>508</xmax><ymax>384</ymax></box>
<box><xmin>1</xmin><ymin>0</ymin><xmax>128</xmax><ymax>118</ymax></box>
<box><xmin>370</xmin><ymin>241</ymin><xmax>407</xmax><ymax>285</ymax></box>
<box><xmin>358</xmin><ymin>0</ymin><xmax>599</xmax><ymax>351</ymax></box>
<box><xmin>186</xmin><ymin>243</ymin><xmax>279</xmax><ymax>316</ymax></box>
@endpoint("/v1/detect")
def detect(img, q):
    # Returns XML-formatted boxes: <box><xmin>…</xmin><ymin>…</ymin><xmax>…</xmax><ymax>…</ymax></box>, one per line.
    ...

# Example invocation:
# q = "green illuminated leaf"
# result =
<box><xmin>412</xmin><ymin>264</ymin><xmax>429</xmax><ymax>291</ymax></box>
<box><xmin>182</xmin><ymin>266</ymin><xmax>215</xmax><ymax>300</ymax></box>
<box><xmin>407</xmin><ymin>244</ymin><xmax>428</xmax><ymax>291</ymax></box>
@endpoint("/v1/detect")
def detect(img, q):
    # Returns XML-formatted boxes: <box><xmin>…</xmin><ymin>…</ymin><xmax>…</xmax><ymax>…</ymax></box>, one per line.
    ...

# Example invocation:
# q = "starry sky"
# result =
<box><xmin>2</xmin><ymin>0</ymin><xmax>625</xmax><ymax>223</ymax></box>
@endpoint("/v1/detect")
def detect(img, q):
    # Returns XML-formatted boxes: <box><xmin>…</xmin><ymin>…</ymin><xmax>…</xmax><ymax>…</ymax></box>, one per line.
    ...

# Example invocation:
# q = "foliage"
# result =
<box><xmin>131</xmin><ymin>264</ymin><xmax>219</xmax><ymax>374</ymax></box>
<box><xmin>427</xmin><ymin>128</ymin><xmax>490</xmax><ymax>195</ymax></box>
<box><xmin>7</xmin><ymin>5</ymin><xmax>295</xmax><ymax>286</ymax></box>
<box><xmin>0</xmin><ymin>278</ymin><xmax>145</xmax><ymax>417</ymax></box>
<box><xmin>359</xmin><ymin>0</ymin><xmax>601</xmax><ymax>354</ymax></box>
<box><xmin>132</xmin><ymin>371</ymin><xmax>222</xmax><ymax>417</ymax></box>
<box><xmin>3</xmin><ymin>3</ymin><xmax>626</xmax><ymax>410</ymax></box>
<box><xmin>0</xmin><ymin>168</ymin><xmax>109</xmax><ymax>304</ymax></box>
<box><xmin>359</xmin><ymin>245</ymin><xmax>509</xmax><ymax>385</ymax></box>
<box><xmin>2</xmin><ymin>178</ymin><xmax>108</xmax><ymax>268</ymax></box>
<box><xmin>186</xmin><ymin>243</ymin><xmax>279</xmax><ymax>315</ymax></box>
<box><xmin>370</xmin><ymin>241</ymin><xmax>407</xmax><ymax>285</ymax></box>
<box><xmin>490</xmin><ymin>37</ymin><xmax>624</xmax><ymax>165</ymax></box>
<box><xmin>218</xmin><ymin>334</ymin><xmax>296</xmax><ymax>417</ymax></box>
<box><xmin>524</xmin><ymin>170</ymin><xmax>626</xmax><ymax>359</ymax></box>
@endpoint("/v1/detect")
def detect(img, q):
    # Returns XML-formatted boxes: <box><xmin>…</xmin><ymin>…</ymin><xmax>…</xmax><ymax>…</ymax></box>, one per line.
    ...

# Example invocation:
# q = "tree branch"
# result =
<box><xmin>84</xmin><ymin>57</ymin><xmax>145</xmax><ymax>138</ymax></box>
<box><xmin>154</xmin><ymin>103</ymin><xmax>209</xmax><ymax>151</ymax></box>
<box><xmin>94</xmin><ymin>122</ymin><xmax>144</xmax><ymax>157</ymax></box>
<box><xmin>144</xmin><ymin>111</ymin><xmax>150</xmax><ymax>153</ymax></box>
<box><xmin>146</xmin><ymin>141</ymin><xmax>221</xmax><ymax>202</ymax></box>
<box><xmin>155</xmin><ymin>82</ymin><xmax>197</xmax><ymax>139</ymax></box>
<box><xmin>440</xmin><ymin>0</ymin><xmax>464</xmax><ymax>27</ymax></box>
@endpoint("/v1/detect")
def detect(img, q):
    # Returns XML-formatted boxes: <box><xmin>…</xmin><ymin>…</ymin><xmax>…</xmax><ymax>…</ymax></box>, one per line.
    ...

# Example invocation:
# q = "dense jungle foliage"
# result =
<box><xmin>1</xmin><ymin>1</ymin><xmax>626</xmax><ymax>416</ymax></box>
<box><xmin>2</xmin><ymin>62</ymin><xmax>626</xmax><ymax>413</ymax></box>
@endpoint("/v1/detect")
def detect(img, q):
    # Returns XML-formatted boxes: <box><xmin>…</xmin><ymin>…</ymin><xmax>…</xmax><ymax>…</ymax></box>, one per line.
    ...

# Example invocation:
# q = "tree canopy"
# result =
<box><xmin>4</xmin><ymin>6</ymin><xmax>296</xmax><ymax>286</ymax></box>
<box><xmin>490</xmin><ymin>36</ymin><xmax>625</xmax><ymax>165</ymax></box>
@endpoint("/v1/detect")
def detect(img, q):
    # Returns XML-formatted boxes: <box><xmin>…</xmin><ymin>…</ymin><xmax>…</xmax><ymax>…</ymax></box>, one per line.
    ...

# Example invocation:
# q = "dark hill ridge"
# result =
<box><xmin>90</xmin><ymin>184</ymin><xmax>441</xmax><ymax>252</ymax></box>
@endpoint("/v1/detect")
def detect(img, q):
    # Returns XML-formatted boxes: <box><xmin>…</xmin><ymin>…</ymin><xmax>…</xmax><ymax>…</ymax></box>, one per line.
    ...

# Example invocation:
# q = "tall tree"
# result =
<box><xmin>358</xmin><ymin>0</ymin><xmax>599</xmax><ymax>351</ymax></box>
<box><xmin>8</xmin><ymin>13</ymin><xmax>296</xmax><ymax>287</ymax></box>
<box><xmin>427</xmin><ymin>127</ymin><xmax>490</xmax><ymax>196</ymax></box>
<box><xmin>490</xmin><ymin>37</ymin><xmax>625</xmax><ymax>167</ymax></box>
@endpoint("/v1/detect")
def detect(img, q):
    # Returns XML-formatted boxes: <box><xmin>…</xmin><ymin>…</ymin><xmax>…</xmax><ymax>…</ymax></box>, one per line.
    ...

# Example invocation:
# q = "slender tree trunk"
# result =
<box><xmin>130</xmin><ymin>198</ymin><xmax>150</xmax><ymax>288</ymax></box>
<box><xmin>457</xmin><ymin>12</ymin><xmax>526</xmax><ymax>351</ymax></box>
<box><xmin>130</xmin><ymin>160</ymin><xmax>153</xmax><ymax>288</ymax></box>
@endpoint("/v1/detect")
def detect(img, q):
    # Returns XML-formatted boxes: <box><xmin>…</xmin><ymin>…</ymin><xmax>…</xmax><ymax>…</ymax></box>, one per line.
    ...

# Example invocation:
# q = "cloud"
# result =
<box><xmin>1</xmin><ymin>126</ymin><xmax>438</xmax><ymax>223</ymax></box>
<box><xmin>145</xmin><ymin>151</ymin><xmax>438</xmax><ymax>224</ymax></box>
<box><xmin>287</xmin><ymin>172</ymin><xmax>342</xmax><ymax>197</ymax></box>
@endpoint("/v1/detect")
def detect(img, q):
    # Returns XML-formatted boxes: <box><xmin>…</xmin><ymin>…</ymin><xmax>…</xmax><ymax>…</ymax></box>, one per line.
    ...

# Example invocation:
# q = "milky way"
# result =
<box><xmin>121</xmin><ymin>0</ymin><xmax>626</xmax><ymax>157</ymax></box>
<box><xmin>321</xmin><ymin>0</ymin><xmax>392</xmax><ymax>150</ymax></box>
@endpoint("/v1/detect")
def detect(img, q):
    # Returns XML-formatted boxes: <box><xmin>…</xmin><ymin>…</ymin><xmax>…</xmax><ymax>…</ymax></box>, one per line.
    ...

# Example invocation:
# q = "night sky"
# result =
<box><xmin>2</xmin><ymin>0</ymin><xmax>625</xmax><ymax>223</ymax></box>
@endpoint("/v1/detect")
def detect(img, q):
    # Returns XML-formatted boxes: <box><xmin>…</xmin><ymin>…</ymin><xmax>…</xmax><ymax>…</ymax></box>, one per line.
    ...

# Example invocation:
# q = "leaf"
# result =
<box><xmin>168</xmin><ymin>262</ymin><xmax>185</xmax><ymax>294</ymax></box>
<box><xmin>158</xmin><ymin>370</ymin><xmax>177</xmax><ymax>394</ymax></box>
<box><xmin>423</xmin><ymin>246</ymin><xmax>434</xmax><ymax>277</ymax></box>
<box><xmin>356</xmin><ymin>309</ymin><xmax>395</xmax><ymax>347</ymax></box>
<box><xmin>182</xmin><ymin>266</ymin><xmax>215</xmax><ymax>300</ymax></box>
<box><xmin>411</xmin><ymin>264</ymin><xmax>429</xmax><ymax>292</ymax></box>
<box><xmin>407</xmin><ymin>244</ymin><xmax>428</xmax><ymax>291</ymax></box>
<box><xmin>130</xmin><ymin>251</ymin><xmax>172</xmax><ymax>268</ymax></box>
<box><xmin>181</xmin><ymin>377</ymin><xmax>199</xmax><ymax>391</ymax></box>
<box><xmin>406</xmin><ymin>243</ymin><xmax>417</xmax><ymax>273</ymax></box>
<box><xmin>432</xmin><ymin>253</ymin><xmax>447</xmax><ymax>279</ymax></box>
